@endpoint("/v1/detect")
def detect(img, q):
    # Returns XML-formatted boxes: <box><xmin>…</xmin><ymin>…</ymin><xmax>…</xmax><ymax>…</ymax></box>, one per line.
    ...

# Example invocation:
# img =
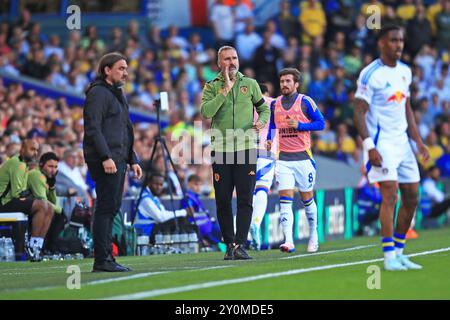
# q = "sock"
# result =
<box><xmin>382</xmin><ymin>237</ymin><xmax>396</xmax><ymax>260</ymax></box>
<box><xmin>29</xmin><ymin>237</ymin><xmax>44</xmax><ymax>249</ymax></box>
<box><xmin>252</xmin><ymin>188</ymin><xmax>268</xmax><ymax>227</ymax></box>
<box><xmin>302</xmin><ymin>197</ymin><xmax>318</xmax><ymax>242</ymax></box>
<box><xmin>280</xmin><ymin>197</ymin><xmax>294</xmax><ymax>244</ymax></box>
<box><xmin>394</xmin><ymin>232</ymin><xmax>406</xmax><ymax>256</ymax></box>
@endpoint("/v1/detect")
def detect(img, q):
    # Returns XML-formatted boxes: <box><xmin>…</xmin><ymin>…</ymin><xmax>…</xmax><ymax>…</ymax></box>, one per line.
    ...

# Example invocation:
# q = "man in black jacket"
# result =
<box><xmin>83</xmin><ymin>52</ymin><xmax>142</xmax><ymax>272</ymax></box>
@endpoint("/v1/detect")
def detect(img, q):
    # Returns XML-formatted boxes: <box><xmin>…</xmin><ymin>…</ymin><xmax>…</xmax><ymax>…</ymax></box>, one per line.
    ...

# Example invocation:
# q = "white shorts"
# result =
<box><xmin>255</xmin><ymin>157</ymin><xmax>275</xmax><ymax>189</ymax></box>
<box><xmin>275</xmin><ymin>159</ymin><xmax>316</xmax><ymax>192</ymax></box>
<box><xmin>364</xmin><ymin>139</ymin><xmax>420</xmax><ymax>184</ymax></box>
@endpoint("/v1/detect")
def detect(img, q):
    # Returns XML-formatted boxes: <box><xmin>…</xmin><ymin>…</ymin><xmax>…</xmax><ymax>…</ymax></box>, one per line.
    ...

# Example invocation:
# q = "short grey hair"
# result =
<box><xmin>217</xmin><ymin>45</ymin><xmax>237</xmax><ymax>64</ymax></box>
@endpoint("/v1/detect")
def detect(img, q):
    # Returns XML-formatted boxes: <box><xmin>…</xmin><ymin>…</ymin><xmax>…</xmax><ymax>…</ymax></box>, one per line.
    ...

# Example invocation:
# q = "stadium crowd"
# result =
<box><xmin>0</xmin><ymin>0</ymin><xmax>449</xmax><ymax>203</ymax></box>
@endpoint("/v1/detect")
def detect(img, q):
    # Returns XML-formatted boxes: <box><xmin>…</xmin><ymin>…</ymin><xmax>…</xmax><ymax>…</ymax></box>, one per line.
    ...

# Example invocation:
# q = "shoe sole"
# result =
<box><xmin>280</xmin><ymin>246</ymin><xmax>295</xmax><ymax>253</ymax></box>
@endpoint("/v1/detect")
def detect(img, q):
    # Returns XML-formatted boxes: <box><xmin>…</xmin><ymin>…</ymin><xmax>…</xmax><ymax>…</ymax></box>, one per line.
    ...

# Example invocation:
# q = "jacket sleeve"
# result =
<box><xmin>138</xmin><ymin>197</ymin><xmax>186</xmax><ymax>223</ymax></box>
<box><xmin>201</xmin><ymin>81</ymin><xmax>227</xmax><ymax>119</ymax></box>
<box><xmin>83</xmin><ymin>87</ymin><xmax>112</xmax><ymax>161</ymax></box>
<box><xmin>252</xmin><ymin>81</ymin><xmax>270</xmax><ymax>125</ymax></box>
<box><xmin>10</xmin><ymin>161</ymin><xmax>28</xmax><ymax>199</ymax></box>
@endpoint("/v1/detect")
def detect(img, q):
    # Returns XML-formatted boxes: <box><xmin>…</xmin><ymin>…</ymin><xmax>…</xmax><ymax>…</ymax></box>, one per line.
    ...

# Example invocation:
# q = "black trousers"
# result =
<box><xmin>212</xmin><ymin>149</ymin><xmax>256</xmax><ymax>245</ymax></box>
<box><xmin>87</xmin><ymin>160</ymin><xmax>127</xmax><ymax>263</ymax></box>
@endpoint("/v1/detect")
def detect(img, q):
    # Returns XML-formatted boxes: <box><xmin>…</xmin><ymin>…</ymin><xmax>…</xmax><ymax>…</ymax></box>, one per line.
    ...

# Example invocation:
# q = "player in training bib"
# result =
<box><xmin>266</xmin><ymin>68</ymin><xmax>324</xmax><ymax>253</ymax></box>
<box><xmin>354</xmin><ymin>25</ymin><xmax>429</xmax><ymax>271</ymax></box>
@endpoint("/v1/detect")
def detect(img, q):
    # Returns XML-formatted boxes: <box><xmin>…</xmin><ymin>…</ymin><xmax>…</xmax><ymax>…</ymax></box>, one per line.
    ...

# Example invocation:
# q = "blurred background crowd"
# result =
<box><xmin>0</xmin><ymin>0</ymin><xmax>449</xmax><ymax>205</ymax></box>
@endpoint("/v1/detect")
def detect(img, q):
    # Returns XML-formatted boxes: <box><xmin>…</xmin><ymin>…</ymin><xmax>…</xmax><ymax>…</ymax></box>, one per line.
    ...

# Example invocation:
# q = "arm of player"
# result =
<box><xmin>354</xmin><ymin>98</ymin><xmax>383</xmax><ymax>167</ymax></box>
<box><xmin>265</xmin><ymin>100</ymin><xmax>276</xmax><ymax>150</ymax></box>
<box><xmin>295</xmin><ymin>96</ymin><xmax>325</xmax><ymax>131</ymax></box>
<box><xmin>405</xmin><ymin>98</ymin><xmax>430</xmax><ymax>161</ymax></box>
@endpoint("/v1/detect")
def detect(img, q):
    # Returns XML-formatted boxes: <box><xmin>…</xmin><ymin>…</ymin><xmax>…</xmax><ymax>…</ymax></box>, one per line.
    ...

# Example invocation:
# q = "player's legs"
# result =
<box><xmin>250</xmin><ymin>158</ymin><xmax>275</xmax><ymax>250</ymax></box>
<box><xmin>278</xmin><ymin>189</ymin><xmax>295</xmax><ymax>252</ymax></box>
<box><xmin>393</xmin><ymin>184</ymin><xmax>422</xmax><ymax>270</ymax></box>
<box><xmin>378</xmin><ymin>181</ymin><xmax>407</xmax><ymax>270</ymax></box>
<box><xmin>392</xmin><ymin>145</ymin><xmax>423</xmax><ymax>269</ymax></box>
<box><xmin>299</xmin><ymin>190</ymin><xmax>319</xmax><ymax>253</ymax></box>
<box><xmin>29</xmin><ymin>199</ymin><xmax>54</xmax><ymax>261</ymax></box>
<box><xmin>276</xmin><ymin>160</ymin><xmax>296</xmax><ymax>252</ymax></box>
<box><xmin>250</xmin><ymin>185</ymin><xmax>268</xmax><ymax>250</ymax></box>
<box><xmin>295</xmin><ymin>160</ymin><xmax>318</xmax><ymax>252</ymax></box>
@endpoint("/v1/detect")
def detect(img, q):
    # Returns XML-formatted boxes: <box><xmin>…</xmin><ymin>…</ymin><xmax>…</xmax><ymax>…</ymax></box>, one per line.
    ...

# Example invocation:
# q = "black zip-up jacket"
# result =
<box><xmin>83</xmin><ymin>78</ymin><xmax>138</xmax><ymax>165</ymax></box>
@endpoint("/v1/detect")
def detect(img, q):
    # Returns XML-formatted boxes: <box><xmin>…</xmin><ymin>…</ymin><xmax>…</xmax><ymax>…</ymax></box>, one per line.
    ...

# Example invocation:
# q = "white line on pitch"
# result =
<box><xmin>103</xmin><ymin>247</ymin><xmax>450</xmax><ymax>300</ymax></box>
<box><xmin>279</xmin><ymin>244</ymin><xmax>377</xmax><ymax>260</ymax></box>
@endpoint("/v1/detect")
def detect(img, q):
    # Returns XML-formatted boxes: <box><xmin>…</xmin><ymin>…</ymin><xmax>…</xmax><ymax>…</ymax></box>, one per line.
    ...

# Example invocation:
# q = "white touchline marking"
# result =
<box><xmin>103</xmin><ymin>247</ymin><xmax>450</xmax><ymax>300</ymax></box>
<box><xmin>280</xmin><ymin>244</ymin><xmax>377</xmax><ymax>260</ymax></box>
<box><xmin>0</xmin><ymin>265</ymin><xmax>236</xmax><ymax>295</ymax></box>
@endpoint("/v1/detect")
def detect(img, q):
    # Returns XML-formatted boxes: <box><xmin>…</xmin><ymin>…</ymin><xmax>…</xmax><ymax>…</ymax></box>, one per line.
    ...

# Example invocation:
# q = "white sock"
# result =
<box><xmin>303</xmin><ymin>198</ymin><xmax>318</xmax><ymax>243</ymax></box>
<box><xmin>395</xmin><ymin>247</ymin><xmax>404</xmax><ymax>256</ymax></box>
<box><xmin>252</xmin><ymin>188</ymin><xmax>268</xmax><ymax>227</ymax></box>
<box><xmin>280</xmin><ymin>201</ymin><xmax>294</xmax><ymax>244</ymax></box>
<box><xmin>384</xmin><ymin>250</ymin><xmax>396</xmax><ymax>260</ymax></box>
<box><xmin>29</xmin><ymin>237</ymin><xmax>44</xmax><ymax>249</ymax></box>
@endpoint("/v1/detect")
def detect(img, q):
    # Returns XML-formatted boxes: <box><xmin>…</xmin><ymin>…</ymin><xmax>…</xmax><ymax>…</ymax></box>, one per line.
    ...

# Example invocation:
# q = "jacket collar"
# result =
<box><xmin>217</xmin><ymin>71</ymin><xmax>244</xmax><ymax>82</ymax></box>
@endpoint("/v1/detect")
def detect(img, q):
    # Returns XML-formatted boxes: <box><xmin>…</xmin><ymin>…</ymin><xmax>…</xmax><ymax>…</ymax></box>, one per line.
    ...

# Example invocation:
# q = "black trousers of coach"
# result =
<box><xmin>87</xmin><ymin>160</ymin><xmax>127</xmax><ymax>263</ymax></box>
<box><xmin>212</xmin><ymin>149</ymin><xmax>257</xmax><ymax>245</ymax></box>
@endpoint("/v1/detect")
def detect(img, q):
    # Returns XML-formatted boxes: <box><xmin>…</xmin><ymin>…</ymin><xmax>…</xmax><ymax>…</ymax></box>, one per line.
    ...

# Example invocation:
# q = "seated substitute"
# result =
<box><xmin>27</xmin><ymin>152</ymin><xmax>68</xmax><ymax>254</ymax></box>
<box><xmin>133</xmin><ymin>172</ymin><xmax>190</xmax><ymax>242</ymax></box>
<box><xmin>0</xmin><ymin>139</ymin><xmax>54</xmax><ymax>262</ymax></box>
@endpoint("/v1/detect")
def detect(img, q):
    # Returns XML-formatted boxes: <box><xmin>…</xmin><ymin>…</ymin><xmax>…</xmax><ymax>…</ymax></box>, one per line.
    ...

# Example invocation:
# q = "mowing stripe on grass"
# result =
<box><xmin>88</xmin><ymin>266</ymin><xmax>233</xmax><ymax>286</ymax></box>
<box><xmin>103</xmin><ymin>247</ymin><xmax>450</xmax><ymax>300</ymax></box>
<box><xmin>280</xmin><ymin>244</ymin><xmax>376</xmax><ymax>260</ymax></box>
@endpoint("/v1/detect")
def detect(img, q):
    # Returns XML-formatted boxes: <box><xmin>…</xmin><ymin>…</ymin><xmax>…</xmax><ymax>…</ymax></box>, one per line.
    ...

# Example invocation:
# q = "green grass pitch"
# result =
<box><xmin>1</xmin><ymin>227</ymin><xmax>449</xmax><ymax>300</ymax></box>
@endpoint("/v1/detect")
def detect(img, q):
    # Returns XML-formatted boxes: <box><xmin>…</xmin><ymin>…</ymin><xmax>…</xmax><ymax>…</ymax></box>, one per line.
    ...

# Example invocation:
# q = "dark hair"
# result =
<box><xmin>279</xmin><ymin>67</ymin><xmax>302</xmax><ymax>84</ymax></box>
<box><xmin>428</xmin><ymin>165</ymin><xmax>440</xmax><ymax>175</ymax></box>
<box><xmin>188</xmin><ymin>174</ymin><xmax>202</xmax><ymax>183</ymax></box>
<box><xmin>377</xmin><ymin>25</ymin><xmax>402</xmax><ymax>41</ymax></box>
<box><xmin>39</xmin><ymin>152</ymin><xmax>59</xmax><ymax>167</ymax></box>
<box><xmin>259</xmin><ymin>83</ymin><xmax>269</xmax><ymax>94</ymax></box>
<box><xmin>146</xmin><ymin>172</ymin><xmax>165</xmax><ymax>185</ymax></box>
<box><xmin>97</xmin><ymin>52</ymin><xmax>127</xmax><ymax>79</ymax></box>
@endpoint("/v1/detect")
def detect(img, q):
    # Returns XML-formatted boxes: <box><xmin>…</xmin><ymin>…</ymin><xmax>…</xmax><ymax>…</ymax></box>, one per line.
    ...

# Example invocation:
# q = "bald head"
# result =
<box><xmin>20</xmin><ymin>139</ymin><xmax>39</xmax><ymax>163</ymax></box>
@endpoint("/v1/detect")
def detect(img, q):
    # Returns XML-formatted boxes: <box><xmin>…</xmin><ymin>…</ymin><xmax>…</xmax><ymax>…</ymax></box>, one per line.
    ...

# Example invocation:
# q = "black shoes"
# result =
<box><xmin>233</xmin><ymin>245</ymin><xmax>252</xmax><ymax>260</ymax></box>
<box><xmin>224</xmin><ymin>244</ymin><xmax>253</xmax><ymax>260</ymax></box>
<box><xmin>92</xmin><ymin>259</ymin><xmax>132</xmax><ymax>272</ymax></box>
<box><xmin>224</xmin><ymin>244</ymin><xmax>234</xmax><ymax>260</ymax></box>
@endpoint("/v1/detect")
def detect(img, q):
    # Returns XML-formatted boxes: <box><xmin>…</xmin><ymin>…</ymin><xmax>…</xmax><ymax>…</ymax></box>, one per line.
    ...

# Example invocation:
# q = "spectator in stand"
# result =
<box><xmin>360</xmin><ymin>0</ymin><xmax>385</xmax><ymax>18</ymax></box>
<box><xmin>335</xmin><ymin>122</ymin><xmax>356</xmax><ymax>165</ymax></box>
<box><xmin>276</xmin><ymin>0</ymin><xmax>300</xmax><ymax>40</ymax></box>
<box><xmin>299</xmin><ymin>0</ymin><xmax>327</xmax><ymax>45</ymax></box>
<box><xmin>235</xmin><ymin>22</ymin><xmax>262</xmax><ymax>68</ymax></box>
<box><xmin>56</xmin><ymin>148</ymin><xmax>91</xmax><ymax>202</ymax></box>
<box><xmin>210</xmin><ymin>0</ymin><xmax>234</xmax><ymax>49</ymax></box>
<box><xmin>435</xmin><ymin>0</ymin><xmax>450</xmax><ymax>51</ymax></box>
<box><xmin>252</xmin><ymin>30</ymin><xmax>281</xmax><ymax>89</ymax></box>
<box><xmin>22</xmin><ymin>48</ymin><xmax>50</xmax><ymax>79</ymax></box>
<box><xmin>422</xmin><ymin>130</ymin><xmax>445</xmax><ymax>171</ymax></box>
<box><xmin>421</xmin><ymin>165</ymin><xmax>450</xmax><ymax>220</ymax></box>
<box><xmin>265</xmin><ymin>20</ymin><xmax>287</xmax><ymax>50</ymax></box>
<box><xmin>233</xmin><ymin>0</ymin><xmax>254</xmax><ymax>35</ymax></box>
<box><xmin>405</xmin><ymin>5</ymin><xmax>432</xmax><ymax>58</ymax></box>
